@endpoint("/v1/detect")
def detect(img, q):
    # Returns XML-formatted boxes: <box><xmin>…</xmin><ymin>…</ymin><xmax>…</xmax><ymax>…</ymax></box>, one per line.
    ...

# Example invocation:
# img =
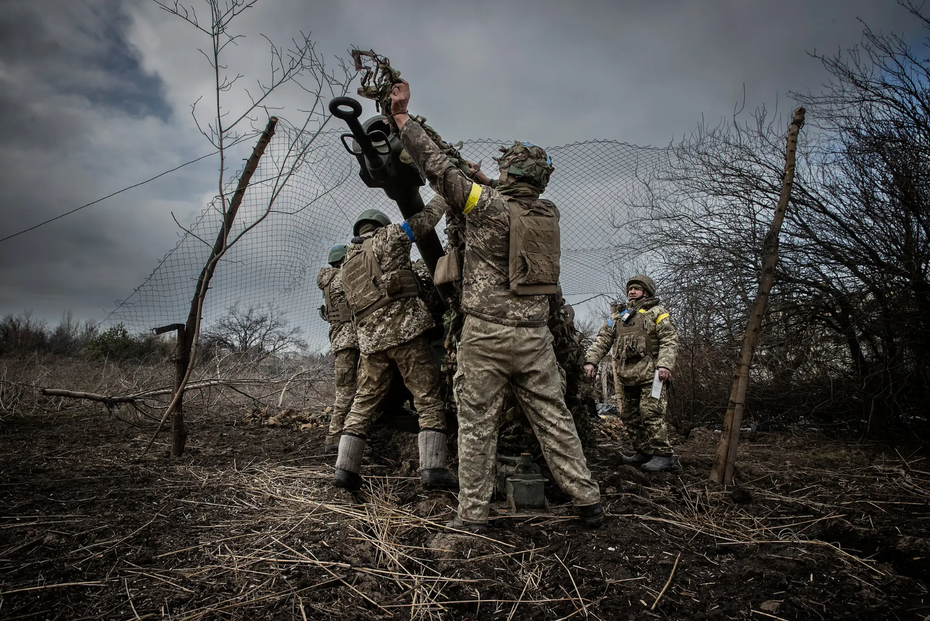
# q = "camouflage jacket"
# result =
<box><xmin>585</xmin><ymin>297</ymin><xmax>679</xmax><ymax>385</ymax></box>
<box><xmin>346</xmin><ymin>198</ymin><xmax>446</xmax><ymax>354</ymax></box>
<box><xmin>399</xmin><ymin>121</ymin><xmax>550</xmax><ymax>327</ymax></box>
<box><xmin>317</xmin><ymin>266</ymin><xmax>358</xmax><ymax>353</ymax></box>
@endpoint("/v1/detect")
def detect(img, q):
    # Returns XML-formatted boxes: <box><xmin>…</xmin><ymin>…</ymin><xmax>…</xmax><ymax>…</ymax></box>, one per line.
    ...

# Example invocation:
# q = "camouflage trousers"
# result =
<box><xmin>342</xmin><ymin>335</ymin><xmax>446</xmax><ymax>437</ymax></box>
<box><xmin>454</xmin><ymin>315</ymin><xmax>601</xmax><ymax>523</ymax></box>
<box><xmin>329</xmin><ymin>347</ymin><xmax>359</xmax><ymax>437</ymax></box>
<box><xmin>619</xmin><ymin>382</ymin><xmax>672</xmax><ymax>455</ymax></box>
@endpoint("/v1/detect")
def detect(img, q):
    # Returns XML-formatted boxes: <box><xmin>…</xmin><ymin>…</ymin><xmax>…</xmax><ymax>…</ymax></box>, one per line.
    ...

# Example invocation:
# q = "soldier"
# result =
<box><xmin>317</xmin><ymin>244</ymin><xmax>358</xmax><ymax>454</ymax></box>
<box><xmin>333</xmin><ymin>205</ymin><xmax>458</xmax><ymax>491</ymax></box>
<box><xmin>548</xmin><ymin>293</ymin><xmax>598</xmax><ymax>447</ymax></box>
<box><xmin>584</xmin><ymin>275</ymin><xmax>680</xmax><ymax>472</ymax></box>
<box><xmin>390</xmin><ymin>80</ymin><xmax>603</xmax><ymax>533</ymax></box>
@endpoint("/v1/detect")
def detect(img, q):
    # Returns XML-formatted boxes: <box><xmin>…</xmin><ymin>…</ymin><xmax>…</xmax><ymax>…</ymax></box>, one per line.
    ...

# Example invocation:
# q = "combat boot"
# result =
<box><xmin>620</xmin><ymin>452</ymin><xmax>650</xmax><ymax>465</ymax></box>
<box><xmin>577</xmin><ymin>503</ymin><xmax>605</xmax><ymax>527</ymax></box>
<box><xmin>323</xmin><ymin>434</ymin><xmax>340</xmax><ymax>455</ymax></box>
<box><xmin>333</xmin><ymin>434</ymin><xmax>366</xmax><ymax>490</ymax></box>
<box><xmin>641</xmin><ymin>454</ymin><xmax>678</xmax><ymax>472</ymax></box>
<box><xmin>418</xmin><ymin>429</ymin><xmax>459</xmax><ymax>490</ymax></box>
<box><xmin>446</xmin><ymin>516</ymin><xmax>488</xmax><ymax>534</ymax></box>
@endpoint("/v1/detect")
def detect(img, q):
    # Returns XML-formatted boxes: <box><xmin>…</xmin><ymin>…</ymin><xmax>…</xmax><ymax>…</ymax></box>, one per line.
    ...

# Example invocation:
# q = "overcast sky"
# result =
<box><xmin>0</xmin><ymin>0</ymin><xmax>920</xmax><ymax>331</ymax></box>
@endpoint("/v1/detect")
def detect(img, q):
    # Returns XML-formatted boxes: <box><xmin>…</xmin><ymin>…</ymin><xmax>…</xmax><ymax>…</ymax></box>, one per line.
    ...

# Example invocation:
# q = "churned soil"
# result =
<box><xmin>1</xmin><ymin>404</ymin><xmax>928</xmax><ymax>620</ymax></box>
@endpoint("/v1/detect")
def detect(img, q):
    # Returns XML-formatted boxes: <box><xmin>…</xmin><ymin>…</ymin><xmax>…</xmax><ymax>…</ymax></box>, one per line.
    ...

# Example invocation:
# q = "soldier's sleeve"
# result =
<box><xmin>399</xmin><ymin>121</ymin><xmax>487</xmax><ymax>216</ymax></box>
<box><xmin>584</xmin><ymin>322</ymin><xmax>615</xmax><ymax>366</ymax></box>
<box><xmin>654</xmin><ymin>307</ymin><xmax>679</xmax><ymax>370</ymax></box>
<box><xmin>405</xmin><ymin>194</ymin><xmax>449</xmax><ymax>241</ymax></box>
<box><xmin>316</xmin><ymin>267</ymin><xmax>330</xmax><ymax>291</ymax></box>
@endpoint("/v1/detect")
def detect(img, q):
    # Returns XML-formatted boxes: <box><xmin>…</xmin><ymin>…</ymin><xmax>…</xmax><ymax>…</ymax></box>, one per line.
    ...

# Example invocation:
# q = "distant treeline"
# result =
<box><xmin>0</xmin><ymin>312</ymin><xmax>172</xmax><ymax>361</ymax></box>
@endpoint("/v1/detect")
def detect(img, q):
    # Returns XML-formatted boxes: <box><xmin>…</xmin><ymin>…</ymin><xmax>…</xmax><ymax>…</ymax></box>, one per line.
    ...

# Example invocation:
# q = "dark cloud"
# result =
<box><xmin>0</xmin><ymin>0</ymin><xmax>926</xmax><ymax>331</ymax></box>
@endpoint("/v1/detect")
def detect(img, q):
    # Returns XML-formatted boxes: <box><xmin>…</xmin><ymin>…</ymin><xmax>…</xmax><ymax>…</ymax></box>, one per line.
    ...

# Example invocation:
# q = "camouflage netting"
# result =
<box><xmin>104</xmin><ymin>118</ymin><xmax>672</xmax><ymax>352</ymax></box>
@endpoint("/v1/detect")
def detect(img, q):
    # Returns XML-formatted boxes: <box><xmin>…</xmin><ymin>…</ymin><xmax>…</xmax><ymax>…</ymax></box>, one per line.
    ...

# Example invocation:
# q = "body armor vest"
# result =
<box><xmin>508</xmin><ymin>198</ymin><xmax>560</xmax><ymax>295</ymax></box>
<box><xmin>612</xmin><ymin>308</ymin><xmax>660</xmax><ymax>362</ymax></box>
<box><xmin>341</xmin><ymin>238</ymin><xmax>420</xmax><ymax>321</ymax></box>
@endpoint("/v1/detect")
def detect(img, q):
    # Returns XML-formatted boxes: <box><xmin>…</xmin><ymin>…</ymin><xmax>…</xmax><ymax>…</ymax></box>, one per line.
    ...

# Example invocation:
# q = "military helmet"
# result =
<box><xmin>353</xmin><ymin>209</ymin><xmax>391</xmax><ymax>236</ymax></box>
<box><xmin>328</xmin><ymin>244</ymin><xmax>348</xmax><ymax>266</ymax></box>
<box><xmin>496</xmin><ymin>141</ymin><xmax>554</xmax><ymax>191</ymax></box>
<box><xmin>626</xmin><ymin>275</ymin><xmax>656</xmax><ymax>297</ymax></box>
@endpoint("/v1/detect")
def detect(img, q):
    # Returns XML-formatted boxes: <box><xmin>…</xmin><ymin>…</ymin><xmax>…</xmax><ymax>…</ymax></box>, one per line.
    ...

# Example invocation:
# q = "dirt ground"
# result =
<box><xmin>1</xmin><ymin>402</ymin><xmax>929</xmax><ymax>620</ymax></box>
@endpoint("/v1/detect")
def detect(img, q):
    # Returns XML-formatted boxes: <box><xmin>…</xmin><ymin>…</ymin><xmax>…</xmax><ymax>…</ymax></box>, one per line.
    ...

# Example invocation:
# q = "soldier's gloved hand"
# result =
<box><xmin>658</xmin><ymin>367</ymin><xmax>673</xmax><ymax>382</ymax></box>
<box><xmin>390</xmin><ymin>80</ymin><xmax>410</xmax><ymax>116</ymax></box>
<box><xmin>584</xmin><ymin>363</ymin><xmax>598</xmax><ymax>379</ymax></box>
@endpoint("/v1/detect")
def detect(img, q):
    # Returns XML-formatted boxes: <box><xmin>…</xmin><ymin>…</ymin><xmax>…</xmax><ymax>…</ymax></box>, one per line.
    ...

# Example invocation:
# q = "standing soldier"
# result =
<box><xmin>333</xmin><ymin>203</ymin><xmax>458</xmax><ymax>492</ymax></box>
<box><xmin>584</xmin><ymin>276</ymin><xmax>680</xmax><ymax>472</ymax></box>
<box><xmin>390</xmin><ymin>80</ymin><xmax>603</xmax><ymax>533</ymax></box>
<box><xmin>317</xmin><ymin>244</ymin><xmax>358</xmax><ymax>454</ymax></box>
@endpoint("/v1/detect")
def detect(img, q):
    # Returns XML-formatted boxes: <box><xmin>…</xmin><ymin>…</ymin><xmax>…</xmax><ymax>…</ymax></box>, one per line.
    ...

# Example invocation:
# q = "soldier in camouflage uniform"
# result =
<box><xmin>391</xmin><ymin>80</ymin><xmax>603</xmax><ymax>532</ymax></box>
<box><xmin>548</xmin><ymin>292</ymin><xmax>598</xmax><ymax>447</ymax></box>
<box><xmin>333</xmin><ymin>203</ymin><xmax>457</xmax><ymax>491</ymax></box>
<box><xmin>317</xmin><ymin>244</ymin><xmax>359</xmax><ymax>454</ymax></box>
<box><xmin>584</xmin><ymin>275</ymin><xmax>680</xmax><ymax>472</ymax></box>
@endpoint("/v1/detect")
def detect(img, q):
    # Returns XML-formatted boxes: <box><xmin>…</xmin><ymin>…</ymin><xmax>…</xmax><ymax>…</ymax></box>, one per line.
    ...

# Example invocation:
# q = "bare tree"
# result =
<box><xmin>616</xmin><ymin>2</ymin><xmax>930</xmax><ymax>442</ymax></box>
<box><xmin>201</xmin><ymin>303</ymin><xmax>306</xmax><ymax>362</ymax></box>
<box><xmin>144</xmin><ymin>0</ymin><xmax>356</xmax><ymax>456</ymax></box>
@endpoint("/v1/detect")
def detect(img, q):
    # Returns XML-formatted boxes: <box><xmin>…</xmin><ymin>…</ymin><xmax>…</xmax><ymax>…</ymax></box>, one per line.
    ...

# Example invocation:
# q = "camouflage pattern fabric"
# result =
<box><xmin>497</xmin><ymin>294</ymin><xmax>597</xmax><ymax>455</ymax></box>
<box><xmin>548</xmin><ymin>297</ymin><xmax>598</xmax><ymax>447</ymax></box>
<box><xmin>454</xmin><ymin>315</ymin><xmax>601</xmax><ymax>523</ymax></box>
<box><xmin>586</xmin><ymin>297</ymin><xmax>680</xmax><ymax>385</ymax></box>
<box><xmin>399</xmin><ymin>120</ymin><xmax>600</xmax><ymax>524</ymax></box>
<box><xmin>411</xmin><ymin>256</ymin><xmax>446</xmax><ymax>328</ymax></box>
<box><xmin>586</xmin><ymin>296</ymin><xmax>679</xmax><ymax>455</ymax></box>
<box><xmin>317</xmin><ymin>267</ymin><xmax>358</xmax><ymax>352</ymax></box>
<box><xmin>620</xmin><ymin>383</ymin><xmax>673</xmax><ymax>455</ymax></box>
<box><xmin>346</xmin><ymin>197</ymin><xmax>446</xmax><ymax>355</ymax></box>
<box><xmin>341</xmin><ymin>335</ymin><xmax>446</xmax><ymax>437</ymax></box>
<box><xmin>329</xmin><ymin>347</ymin><xmax>359</xmax><ymax>436</ymax></box>
<box><xmin>399</xmin><ymin>121</ymin><xmax>550</xmax><ymax>328</ymax></box>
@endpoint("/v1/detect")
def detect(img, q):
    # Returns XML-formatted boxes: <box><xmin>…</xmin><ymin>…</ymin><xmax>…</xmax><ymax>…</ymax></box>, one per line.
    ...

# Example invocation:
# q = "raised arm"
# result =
<box><xmin>390</xmin><ymin>81</ymin><xmax>485</xmax><ymax>215</ymax></box>
<box><xmin>405</xmin><ymin>194</ymin><xmax>449</xmax><ymax>240</ymax></box>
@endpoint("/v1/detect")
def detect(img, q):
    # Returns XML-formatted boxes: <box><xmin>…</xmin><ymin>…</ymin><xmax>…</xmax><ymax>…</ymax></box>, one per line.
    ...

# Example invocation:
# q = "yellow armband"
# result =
<box><xmin>463</xmin><ymin>183</ymin><xmax>482</xmax><ymax>214</ymax></box>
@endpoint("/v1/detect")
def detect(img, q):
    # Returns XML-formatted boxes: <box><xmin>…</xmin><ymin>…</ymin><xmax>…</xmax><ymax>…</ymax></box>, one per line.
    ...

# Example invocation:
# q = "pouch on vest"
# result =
<box><xmin>434</xmin><ymin>247</ymin><xmax>462</xmax><ymax>285</ymax></box>
<box><xmin>383</xmin><ymin>269</ymin><xmax>420</xmax><ymax>298</ymax></box>
<box><xmin>508</xmin><ymin>199</ymin><xmax>560</xmax><ymax>295</ymax></box>
<box><xmin>322</xmin><ymin>282</ymin><xmax>352</xmax><ymax>324</ymax></box>
<box><xmin>342</xmin><ymin>239</ymin><xmax>420</xmax><ymax>321</ymax></box>
<box><xmin>341</xmin><ymin>240</ymin><xmax>385</xmax><ymax>315</ymax></box>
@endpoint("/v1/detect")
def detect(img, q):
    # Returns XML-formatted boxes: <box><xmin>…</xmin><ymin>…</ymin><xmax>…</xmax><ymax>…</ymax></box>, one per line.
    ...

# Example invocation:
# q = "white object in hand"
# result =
<box><xmin>651</xmin><ymin>369</ymin><xmax>663</xmax><ymax>399</ymax></box>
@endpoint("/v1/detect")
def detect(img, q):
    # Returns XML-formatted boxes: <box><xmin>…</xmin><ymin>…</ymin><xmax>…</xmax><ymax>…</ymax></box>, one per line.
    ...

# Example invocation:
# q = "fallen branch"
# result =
<box><xmin>42</xmin><ymin>375</ymin><xmax>324</xmax><ymax>405</ymax></box>
<box><xmin>650</xmin><ymin>552</ymin><xmax>681</xmax><ymax>611</ymax></box>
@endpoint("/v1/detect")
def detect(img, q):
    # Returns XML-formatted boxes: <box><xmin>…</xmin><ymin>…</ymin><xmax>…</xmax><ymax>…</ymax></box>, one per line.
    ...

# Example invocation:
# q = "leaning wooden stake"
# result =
<box><xmin>142</xmin><ymin>117</ymin><xmax>279</xmax><ymax>458</ymax></box>
<box><xmin>709</xmin><ymin>107</ymin><xmax>805</xmax><ymax>485</ymax></box>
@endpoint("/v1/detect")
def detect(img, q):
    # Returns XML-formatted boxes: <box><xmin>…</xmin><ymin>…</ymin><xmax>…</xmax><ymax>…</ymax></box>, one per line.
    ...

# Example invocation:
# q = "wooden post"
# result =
<box><xmin>709</xmin><ymin>107</ymin><xmax>806</xmax><ymax>485</ymax></box>
<box><xmin>142</xmin><ymin>117</ymin><xmax>278</xmax><ymax>459</ymax></box>
<box><xmin>171</xmin><ymin>325</ymin><xmax>188</xmax><ymax>457</ymax></box>
<box><xmin>154</xmin><ymin>322</ymin><xmax>187</xmax><ymax>457</ymax></box>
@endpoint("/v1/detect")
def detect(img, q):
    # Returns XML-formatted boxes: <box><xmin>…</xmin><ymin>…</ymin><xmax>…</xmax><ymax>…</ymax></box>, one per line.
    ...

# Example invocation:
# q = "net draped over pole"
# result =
<box><xmin>105</xmin><ymin>122</ymin><xmax>672</xmax><ymax>353</ymax></box>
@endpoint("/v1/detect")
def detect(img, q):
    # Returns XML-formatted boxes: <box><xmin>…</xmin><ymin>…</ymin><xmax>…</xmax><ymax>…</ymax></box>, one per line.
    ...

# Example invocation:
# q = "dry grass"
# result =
<box><xmin>1</xmin><ymin>356</ymin><xmax>928</xmax><ymax>619</ymax></box>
